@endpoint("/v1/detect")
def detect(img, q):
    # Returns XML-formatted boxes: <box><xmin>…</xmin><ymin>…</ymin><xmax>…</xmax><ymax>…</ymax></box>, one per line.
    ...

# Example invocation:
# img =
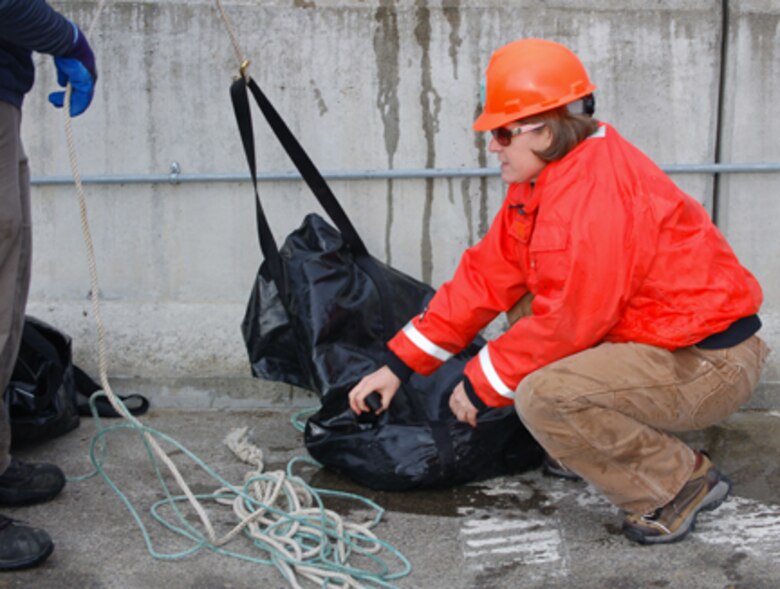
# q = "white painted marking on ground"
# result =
<box><xmin>460</xmin><ymin>515</ymin><xmax>564</xmax><ymax>569</ymax></box>
<box><xmin>461</xmin><ymin>517</ymin><xmax>546</xmax><ymax>536</ymax></box>
<box><xmin>461</xmin><ymin>467</ymin><xmax>780</xmax><ymax>578</ymax></box>
<box><xmin>574</xmin><ymin>485</ymin><xmax>620</xmax><ymax>513</ymax></box>
<box><xmin>697</xmin><ymin>495</ymin><xmax>780</xmax><ymax>558</ymax></box>
<box><xmin>460</xmin><ymin>478</ymin><xmax>569</xmax><ymax>576</ymax></box>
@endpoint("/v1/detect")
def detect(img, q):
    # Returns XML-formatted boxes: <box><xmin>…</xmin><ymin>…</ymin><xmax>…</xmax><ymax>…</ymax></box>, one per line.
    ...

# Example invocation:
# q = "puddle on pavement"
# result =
<box><xmin>300</xmin><ymin>466</ymin><xmax>555</xmax><ymax>519</ymax></box>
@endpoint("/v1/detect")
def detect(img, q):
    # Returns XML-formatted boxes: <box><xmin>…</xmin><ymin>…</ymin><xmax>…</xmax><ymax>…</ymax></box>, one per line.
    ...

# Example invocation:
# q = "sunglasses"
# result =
<box><xmin>490</xmin><ymin>122</ymin><xmax>545</xmax><ymax>146</ymax></box>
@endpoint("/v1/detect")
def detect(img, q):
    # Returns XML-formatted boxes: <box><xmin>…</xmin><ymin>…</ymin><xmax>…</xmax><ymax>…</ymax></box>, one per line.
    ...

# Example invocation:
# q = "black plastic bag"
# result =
<box><xmin>4</xmin><ymin>316</ymin><xmax>80</xmax><ymax>445</ymax></box>
<box><xmin>303</xmin><ymin>327</ymin><xmax>543</xmax><ymax>490</ymax></box>
<box><xmin>243</xmin><ymin>213</ymin><xmax>436</xmax><ymax>401</ymax></box>
<box><xmin>232</xmin><ymin>77</ymin><xmax>543</xmax><ymax>490</ymax></box>
<box><xmin>4</xmin><ymin>317</ymin><xmax>151</xmax><ymax>446</ymax></box>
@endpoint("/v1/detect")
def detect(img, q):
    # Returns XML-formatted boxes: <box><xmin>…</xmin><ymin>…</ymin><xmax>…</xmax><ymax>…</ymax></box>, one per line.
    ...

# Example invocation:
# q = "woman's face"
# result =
<box><xmin>488</xmin><ymin>122</ymin><xmax>552</xmax><ymax>184</ymax></box>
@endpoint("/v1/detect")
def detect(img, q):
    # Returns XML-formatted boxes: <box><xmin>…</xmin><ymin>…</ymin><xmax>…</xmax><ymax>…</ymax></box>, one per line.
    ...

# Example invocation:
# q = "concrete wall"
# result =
<box><xmin>20</xmin><ymin>0</ymin><xmax>779</xmax><ymax>407</ymax></box>
<box><xmin>717</xmin><ymin>0</ymin><xmax>780</xmax><ymax>406</ymax></box>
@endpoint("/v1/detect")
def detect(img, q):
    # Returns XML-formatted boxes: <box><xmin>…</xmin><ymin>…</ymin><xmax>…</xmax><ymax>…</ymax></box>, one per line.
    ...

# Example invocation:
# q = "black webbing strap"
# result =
<box><xmin>230</xmin><ymin>76</ymin><xmax>370</xmax><ymax>252</ymax></box>
<box><xmin>229</xmin><ymin>76</ymin><xmax>398</xmax><ymax>342</ymax></box>
<box><xmin>430</xmin><ymin>421</ymin><xmax>457</xmax><ymax>481</ymax></box>
<box><xmin>230</xmin><ymin>78</ymin><xmax>287</xmax><ymax>299</ymax></box>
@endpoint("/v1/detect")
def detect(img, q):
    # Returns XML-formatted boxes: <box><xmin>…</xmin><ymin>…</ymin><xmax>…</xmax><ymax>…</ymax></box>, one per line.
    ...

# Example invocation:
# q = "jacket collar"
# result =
<box><xmin>513</xmin><ymin>122</ymin><xmax>609</xmax><ymax>214</ymax></box>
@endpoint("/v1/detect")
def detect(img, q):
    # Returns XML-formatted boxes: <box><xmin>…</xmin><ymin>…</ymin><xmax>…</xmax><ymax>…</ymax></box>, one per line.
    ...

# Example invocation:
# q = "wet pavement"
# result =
<box><xmin>2</xmin><ymin>407</ymin><xmax>780</xmax><ymax>589</ymax></box>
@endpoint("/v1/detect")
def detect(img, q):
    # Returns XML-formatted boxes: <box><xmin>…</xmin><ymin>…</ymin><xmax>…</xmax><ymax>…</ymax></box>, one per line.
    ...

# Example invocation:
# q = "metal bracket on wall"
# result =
<box><xmin>169</xmin><ymin>162</ymin><xmax>181</xmax><ymax>185</ymax></box>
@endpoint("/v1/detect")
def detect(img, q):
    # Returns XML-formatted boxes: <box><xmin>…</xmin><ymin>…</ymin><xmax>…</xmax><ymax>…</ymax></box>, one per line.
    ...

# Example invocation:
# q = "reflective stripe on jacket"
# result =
<box><xmin>387</xmin><ymin>124</ymin><xmax>763</xmax><ymax>408</ymax></box>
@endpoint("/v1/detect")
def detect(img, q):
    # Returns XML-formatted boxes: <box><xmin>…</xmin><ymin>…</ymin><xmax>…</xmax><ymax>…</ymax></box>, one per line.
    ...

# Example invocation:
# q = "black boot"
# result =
<box><xmin>542</xmin><ymin>454</ymin><xmax>583</xmax><ymax>481</ymax></box>
<box><xmin>0</xmin><ymin>458</ymin><xmax>66</xmax><ymax>506</ymax></box>
<box><xmin>0</xmin><ymin>515</ymin><xmax>53</xmax><ymax>570</ymax></box>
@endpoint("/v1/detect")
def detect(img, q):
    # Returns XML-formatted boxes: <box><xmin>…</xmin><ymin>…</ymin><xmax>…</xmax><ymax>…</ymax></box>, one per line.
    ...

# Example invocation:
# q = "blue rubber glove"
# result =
<box><xmin>48</xmin><ymin>23</ymin><xmax>97</xmax><ymax>117</ymax></box>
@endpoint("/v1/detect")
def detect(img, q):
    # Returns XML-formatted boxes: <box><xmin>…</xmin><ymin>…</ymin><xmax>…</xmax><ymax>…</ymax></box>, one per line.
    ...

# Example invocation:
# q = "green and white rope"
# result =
<box><xmin>56</xmin><ymin>2</ymin><xmax>412</xmax><ymax>586</ymax></box>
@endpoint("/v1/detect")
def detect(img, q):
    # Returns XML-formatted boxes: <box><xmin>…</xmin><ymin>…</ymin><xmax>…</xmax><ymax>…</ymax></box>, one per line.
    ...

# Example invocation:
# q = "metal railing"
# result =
<box><xmin>30</xmin><ymin>162</ymin><xmax>780</xmax><ymax>187</ymax></box>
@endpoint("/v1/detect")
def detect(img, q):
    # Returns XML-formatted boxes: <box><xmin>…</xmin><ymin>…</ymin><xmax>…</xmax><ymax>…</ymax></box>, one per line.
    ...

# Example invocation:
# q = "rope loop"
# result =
<box><xmin>57</xmin><ymin>2</ymin><xmax>412</xmax><ymax>586</ymax></box>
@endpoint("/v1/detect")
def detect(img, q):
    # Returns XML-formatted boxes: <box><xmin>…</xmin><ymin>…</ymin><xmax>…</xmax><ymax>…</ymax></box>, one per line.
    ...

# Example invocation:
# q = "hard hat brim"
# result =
<box><xmin>472</xmin><ymin>83</ymin><xmax>597</xmax><ymax>132</ymax></box>
<box><xmin>472</xmin><ymin>111</ymin><xmax>518</xmax><ymax>132</ymax></box>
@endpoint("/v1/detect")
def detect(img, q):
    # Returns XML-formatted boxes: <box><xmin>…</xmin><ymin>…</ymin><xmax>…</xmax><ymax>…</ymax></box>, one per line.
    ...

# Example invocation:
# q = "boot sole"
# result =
<box><xmin>623</xmin><ymin>475</ymin><xmax>732</xmax><ymax>545</ymax></box>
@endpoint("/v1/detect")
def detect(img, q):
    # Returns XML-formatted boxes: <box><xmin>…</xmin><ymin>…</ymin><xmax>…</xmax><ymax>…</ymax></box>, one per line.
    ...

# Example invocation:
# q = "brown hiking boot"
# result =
<box><xmin>622</xmin><ymin>451</ymin><xmax>731</xmax><ymax>545</ymax></box>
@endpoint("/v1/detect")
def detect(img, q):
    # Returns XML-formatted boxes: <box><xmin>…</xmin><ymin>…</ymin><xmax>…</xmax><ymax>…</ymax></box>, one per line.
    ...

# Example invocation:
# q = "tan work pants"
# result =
<box><xmin>0</xmin><ymin>102</ymin><xmax>32</xmax><ymax>473</ymax></box>
<box><xmin>508</xmin><ymin>295</ymin><xmax>769</xmax><ymax>515</ymax></box>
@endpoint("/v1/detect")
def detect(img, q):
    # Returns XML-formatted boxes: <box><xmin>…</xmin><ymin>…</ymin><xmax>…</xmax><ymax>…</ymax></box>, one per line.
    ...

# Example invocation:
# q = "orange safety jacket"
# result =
<box><xmin>387</xmin><ymin>124</ymin><xmax>763</xmax><ymax>408</ymax></box>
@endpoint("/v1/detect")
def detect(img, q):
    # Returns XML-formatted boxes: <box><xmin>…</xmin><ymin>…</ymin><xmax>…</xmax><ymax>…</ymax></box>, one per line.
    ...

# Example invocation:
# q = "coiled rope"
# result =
<box><xmin>58</xmin><ymin>1</ymin><xmax>411</xmax><ymax>586</ymax></box>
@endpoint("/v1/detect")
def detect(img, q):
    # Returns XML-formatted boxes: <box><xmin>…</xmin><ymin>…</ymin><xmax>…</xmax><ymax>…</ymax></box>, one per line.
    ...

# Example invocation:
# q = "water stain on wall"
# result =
<box><xmin>446</xmin><ymin>178</ymin><xmax>455</xmax><ymax>205</ymax></box>
<box><xmin>472</xmin><ymin>100</ymin><xmax>490</xmax><ymax>238</ymax></box>
<box><xmin>415</xmin><ymin>0</ymin><xmax>442</xmax><ymax>284</ymax></box>
<box><xmin>443</xmin><ymin>0</ymin><xmax>463</xmax><ymax>80</ymax></box>
<box><xmin>374</xmin><ymin>0</ymin><xmax>401</xmax><ymax>265</ymax></box>
<box><xmin>309</xmin><ymin>79</ymin><xmax>328</xmax><ymax>116</ymax></box>
<box><xmin>461</xmin><ymin>177</ymin><xmax>475</xmax><ymax>247</ymax></box>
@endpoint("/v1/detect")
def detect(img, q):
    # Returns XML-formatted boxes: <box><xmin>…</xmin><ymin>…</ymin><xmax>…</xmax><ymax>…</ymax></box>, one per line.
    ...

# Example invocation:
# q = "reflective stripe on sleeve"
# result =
<box><xmin>478</xmin><ymin>345</ymin><xmax>514</xmax><ymax>399</ymax></box>
<box><xmin>402</xmin><ymin>322</ymin><xmax>454</xmax><ymax>362</ymax></box>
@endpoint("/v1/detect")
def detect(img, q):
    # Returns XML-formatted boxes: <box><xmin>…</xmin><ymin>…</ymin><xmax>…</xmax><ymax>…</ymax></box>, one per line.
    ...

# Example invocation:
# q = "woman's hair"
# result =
<box><xmin>525</xmin><ymin>106</ymin><xmax>600</xmax><ymax>162</ymax></box>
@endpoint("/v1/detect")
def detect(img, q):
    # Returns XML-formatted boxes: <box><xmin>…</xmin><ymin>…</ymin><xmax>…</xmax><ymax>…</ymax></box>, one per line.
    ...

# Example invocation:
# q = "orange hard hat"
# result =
<box><xmin>473</xmin><ymin>38</ymin><xmax>597</xmax><ymax>132</ymax></box>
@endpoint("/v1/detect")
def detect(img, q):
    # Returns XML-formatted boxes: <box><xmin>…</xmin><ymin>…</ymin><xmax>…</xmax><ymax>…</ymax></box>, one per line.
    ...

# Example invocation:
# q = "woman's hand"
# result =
<box><xmin>449</xmin><ymin>382</ymin><xmax>478</xmax><ymax>428</ymax></box>
<box><xmin>348</xmin><ymin>365</ymin><xmax>401</xmax><ymax>415</ymax></box>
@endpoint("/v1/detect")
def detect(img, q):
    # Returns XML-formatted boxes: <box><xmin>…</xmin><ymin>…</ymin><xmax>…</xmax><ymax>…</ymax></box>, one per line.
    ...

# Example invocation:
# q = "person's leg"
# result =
<box><xmin>0</xmin><ymin>103</ymin><xmax>59</xmax><ymax>570</ymax></box>
<box><xmin>514</xmin><ymin>336</ymin><xmax>768</xmax><ymax>515</ymax></box>
<box><xmin>506</xmin><ymin>293</ymin><xmax>583</xmax><ymax>479</ymax></box>
<box><xmin>0</xmin><ymin>102</ymin><xmax>32</xmax><ymax>474</ymax></box>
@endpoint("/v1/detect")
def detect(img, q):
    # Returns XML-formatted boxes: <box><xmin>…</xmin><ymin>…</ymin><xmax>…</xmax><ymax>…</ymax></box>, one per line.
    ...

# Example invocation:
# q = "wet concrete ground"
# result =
<box><xmin>2</xmin><ymin>408</ymin><xmax>779</xmax><ymax>589</ymax></box>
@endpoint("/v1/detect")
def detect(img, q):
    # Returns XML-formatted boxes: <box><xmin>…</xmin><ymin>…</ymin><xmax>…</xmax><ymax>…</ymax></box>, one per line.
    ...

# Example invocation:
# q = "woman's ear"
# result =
<box><xmin>535</xmin><ymin>124</ymin><xmax>554</xmax><ymax>151</ymax></box>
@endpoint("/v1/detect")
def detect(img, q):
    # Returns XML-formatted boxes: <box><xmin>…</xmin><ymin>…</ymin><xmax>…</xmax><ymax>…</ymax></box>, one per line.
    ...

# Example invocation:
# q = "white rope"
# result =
<box><xmin>65</xmin><ymin>7</ymin><xmax>223</xmax><ymax>545</ymax></box>
<box><xmin>59</xmin><ymin>0</ymin><xmax>267</xmax><ymax>557</ymax></box>
<box><xmin>57</xmin><ymin>2</ymin><xmax>407</xmax><ymax>587</ymax></box>
<box><xmin>64</xmin><ymin>89</ymin><xmax>223</xmax><ymax>548</ymax></box>
<box><xmin>218</xmin><ymin>428</ymin><xmax>384</xmax><ymax>589</ymax></box>
<box><xmin>213</xmin><ymin>0</ymin><xmax>250</xmax><ymax>79</ymax></box>
<box><xmin>63</xmin><ymin>0</ymin><xmax>298</xmax><ymax>551</ymax></box>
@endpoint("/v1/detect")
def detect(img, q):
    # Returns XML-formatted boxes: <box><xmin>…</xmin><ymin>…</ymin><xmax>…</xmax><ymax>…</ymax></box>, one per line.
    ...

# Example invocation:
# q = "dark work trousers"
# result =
<box><xmin>0</xmin><ymin>102</ymin><xmax>32</xmax><ymax>474</ymax></box>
